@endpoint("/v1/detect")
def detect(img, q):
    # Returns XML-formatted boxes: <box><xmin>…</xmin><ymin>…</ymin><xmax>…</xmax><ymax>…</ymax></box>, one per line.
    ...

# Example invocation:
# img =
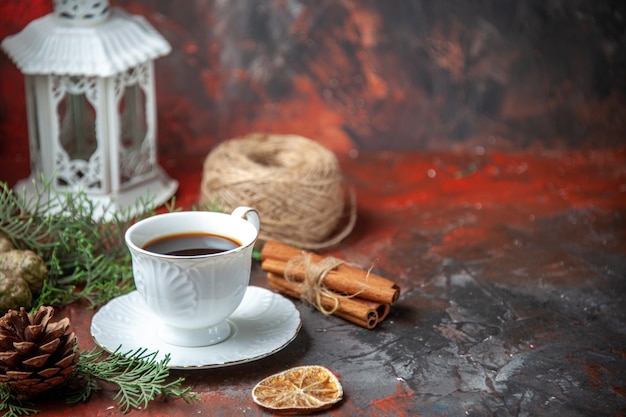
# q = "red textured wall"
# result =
<box><xmin>1</xmin><ymin>0</ymin><xmax>625</xmax><ymax>169</ymax></box>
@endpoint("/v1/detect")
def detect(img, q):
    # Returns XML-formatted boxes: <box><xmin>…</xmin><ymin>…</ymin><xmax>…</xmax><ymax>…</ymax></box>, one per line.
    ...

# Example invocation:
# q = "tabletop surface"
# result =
<box><xmin>3</xmin><ymin>148</ymin><xmax>625</xmax><ymax>416</ymax></box>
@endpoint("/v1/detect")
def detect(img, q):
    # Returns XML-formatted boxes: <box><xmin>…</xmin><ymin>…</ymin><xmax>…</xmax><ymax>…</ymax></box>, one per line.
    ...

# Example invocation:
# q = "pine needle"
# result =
<box><xmin>68</xmin><ymin>347</ymin><xmax>197</xmax><ymax>413</ymax></box>
<box><xmin>0</xmin><ymin>178</ymin><xmax>161</xmax><ymax>309</ymax></box>
<box><xmin>0</xmin><ymin>384</ymin><xmax>39</xmax><ymax>417</ymax></box>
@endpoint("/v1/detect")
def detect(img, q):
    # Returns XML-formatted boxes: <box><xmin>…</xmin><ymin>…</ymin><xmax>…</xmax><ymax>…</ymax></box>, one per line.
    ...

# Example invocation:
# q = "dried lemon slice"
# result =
<box><xmin>251</xmin><ymin>365</ymin><xmax>343</xmax><ymax>414</ymax></box>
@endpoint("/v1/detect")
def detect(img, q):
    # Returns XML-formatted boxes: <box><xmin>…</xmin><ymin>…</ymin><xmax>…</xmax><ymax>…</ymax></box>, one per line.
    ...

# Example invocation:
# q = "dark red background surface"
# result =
<box><xmin>1</xmin><ymin>0</ymin><xmax>625</xmax><ymax>170</ymax></box>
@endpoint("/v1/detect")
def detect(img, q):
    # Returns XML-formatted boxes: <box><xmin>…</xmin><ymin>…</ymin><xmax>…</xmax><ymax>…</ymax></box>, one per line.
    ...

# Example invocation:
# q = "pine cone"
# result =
<box><xmin>0</xmin><ymin>306</ymin><xmax>80</xmax><ymax>399</ymax></box>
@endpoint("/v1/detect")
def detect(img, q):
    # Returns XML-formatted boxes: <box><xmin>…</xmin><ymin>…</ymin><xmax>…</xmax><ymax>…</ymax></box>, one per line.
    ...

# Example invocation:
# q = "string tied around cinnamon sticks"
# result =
<box><xmin>262</xmin><ymin>240</ymin><xmax>400</xmax><ymax>329</ymax></box>
<box><xmin>284</xmin><ymin>254</ymin><xmax>364</xmax><ymax>316</ymax></box>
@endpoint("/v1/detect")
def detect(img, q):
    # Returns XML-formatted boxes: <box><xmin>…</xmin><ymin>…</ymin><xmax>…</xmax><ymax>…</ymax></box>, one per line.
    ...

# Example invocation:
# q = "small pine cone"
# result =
<box><xmin>0</xmin><ymin>306</ymin><xmax>80</xmax><ymax>399</ymax></box>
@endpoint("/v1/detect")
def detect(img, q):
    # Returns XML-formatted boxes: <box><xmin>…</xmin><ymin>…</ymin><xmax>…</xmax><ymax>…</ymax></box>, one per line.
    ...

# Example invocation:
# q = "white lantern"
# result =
<box><xmin>1</xmin><ymin>0</ymin><xmax>177</xmax><ymax>219</ymax></box>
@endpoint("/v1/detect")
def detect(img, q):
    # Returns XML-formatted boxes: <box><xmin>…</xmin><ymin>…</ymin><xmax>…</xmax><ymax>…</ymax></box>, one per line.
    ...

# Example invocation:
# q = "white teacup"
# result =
<box><xmin>124</xmin><ymin>207</ymin><xmax>260</xmax><ymax>347</ymax></box>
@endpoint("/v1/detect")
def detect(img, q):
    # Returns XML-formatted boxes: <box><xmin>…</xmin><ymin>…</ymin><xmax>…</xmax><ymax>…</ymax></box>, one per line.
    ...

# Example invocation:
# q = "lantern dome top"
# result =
<box><xmin>53</xmin><ymin>0</ymin><xmax>111</xmax><ymax>26</ymax></box>
<box><xmin>1</xmin><ymin>1</ymin><xmax>170</xmax><ymax>77</ymax></box>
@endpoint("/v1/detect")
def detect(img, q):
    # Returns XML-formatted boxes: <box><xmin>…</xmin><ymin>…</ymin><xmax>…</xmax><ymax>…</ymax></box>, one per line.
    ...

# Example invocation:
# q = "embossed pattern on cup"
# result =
<box><xmin>131</xmin><ymin>247</ymin><xmax>250</xmax><ymax>329</ymax></box>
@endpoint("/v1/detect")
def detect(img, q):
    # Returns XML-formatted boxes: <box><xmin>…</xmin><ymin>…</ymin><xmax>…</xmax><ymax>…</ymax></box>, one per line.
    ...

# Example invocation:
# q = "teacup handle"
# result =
<box><xmin>231</xmin><ymin>206</ymin><xmax>260</xmax><ymax>232</ymax></box>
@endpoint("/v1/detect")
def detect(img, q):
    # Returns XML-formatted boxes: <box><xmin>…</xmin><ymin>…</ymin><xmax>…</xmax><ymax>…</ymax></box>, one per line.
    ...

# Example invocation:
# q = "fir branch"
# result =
<box><xmin>69</xmin><ymin>347</ymin><xmax>197</xmax><ymax>413</ymax></box>
<box><xmin>0</xmin><ymin>384</ymin><xmax>39</xmax><ymax>417</ymax></box>
<box><xmin>0</xmin><ymin>182</ymin><xmax>198</xmax><ymax>415</ymax></box>
<box><xmin>0</xmin><ymin>178</ymin><xmax>159</xmax><ymax>309</ymax></box>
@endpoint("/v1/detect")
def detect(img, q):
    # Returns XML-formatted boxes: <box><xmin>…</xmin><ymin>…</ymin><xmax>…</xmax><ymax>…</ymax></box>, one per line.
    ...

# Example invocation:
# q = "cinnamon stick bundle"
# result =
<box><xmin>266</xmin><ymin>273</ymin><xmax>389</xmax><ymax>329</ymax></box>
<box><xmin>261</xmin><ymin>240</ymin><xmax>399</xmax><ymax>329</ymax></box>
<box><xmin>261</xmin><ymin>240</ymin><xmax>400</xmax><ymax>304</ymax></box>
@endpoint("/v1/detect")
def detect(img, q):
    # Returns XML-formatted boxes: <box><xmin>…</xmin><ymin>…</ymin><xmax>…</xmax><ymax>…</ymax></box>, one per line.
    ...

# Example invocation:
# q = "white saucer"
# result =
<box><xmin>90</xmin><ymin>286</ymin><xmax>301</xmax><ymax>369</ymax></box>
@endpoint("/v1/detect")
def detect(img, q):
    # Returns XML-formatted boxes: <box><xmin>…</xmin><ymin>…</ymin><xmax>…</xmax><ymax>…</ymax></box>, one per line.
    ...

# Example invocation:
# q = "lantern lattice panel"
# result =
<box><xmin>116</xmin><ymin>63</ymin><xmax>155</xmax><ymax>184</ymax></box>
<box><xmin>52</xmin><ymin>75</ymin><xmax>102</xmax><ymax>191</ymax></box>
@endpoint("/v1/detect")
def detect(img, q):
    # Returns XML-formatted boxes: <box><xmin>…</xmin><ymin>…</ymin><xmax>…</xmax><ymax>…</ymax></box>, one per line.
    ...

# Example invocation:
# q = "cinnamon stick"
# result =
<box><xmin>368</xmin><ymin>300</ymin><xmax>390</xmax><ymax>323</ymax></box>
<box><xmin>266</xmin><ymin>273</ymin><xmax>388</xmax><ymax>329</ymax></box>
<box><xmin>261</xmin><ymin>241</ymin><xmax>400</xmax><ymax>305</ymax></box>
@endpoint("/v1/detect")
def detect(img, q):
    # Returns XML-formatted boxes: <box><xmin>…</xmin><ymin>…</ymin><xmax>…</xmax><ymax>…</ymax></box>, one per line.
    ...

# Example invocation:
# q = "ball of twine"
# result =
<box><xmin>200</xmin><ymin>133</ymin><xmax>355</xmax><ymax>249</ymax></box>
